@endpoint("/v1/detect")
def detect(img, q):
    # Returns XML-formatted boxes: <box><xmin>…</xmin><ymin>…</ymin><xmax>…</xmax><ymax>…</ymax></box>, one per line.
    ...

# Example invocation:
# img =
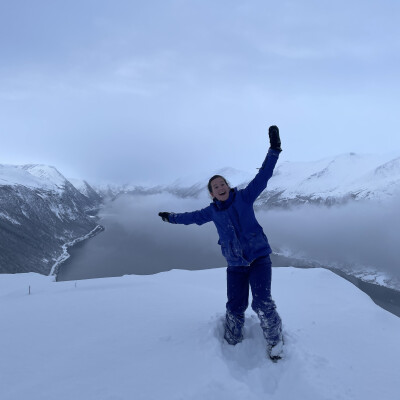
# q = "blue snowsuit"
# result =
<box><xmin>169</xmin><ymin>148</ymin><xmax>282</xmax><ymax>346</ymax></box>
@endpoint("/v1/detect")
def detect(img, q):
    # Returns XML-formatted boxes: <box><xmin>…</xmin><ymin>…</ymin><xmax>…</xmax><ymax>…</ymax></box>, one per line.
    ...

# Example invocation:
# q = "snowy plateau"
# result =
<box><xmin>1</xmin><ymin>267</ymin><xmax>400</xmax><ymax>400</ymax></box>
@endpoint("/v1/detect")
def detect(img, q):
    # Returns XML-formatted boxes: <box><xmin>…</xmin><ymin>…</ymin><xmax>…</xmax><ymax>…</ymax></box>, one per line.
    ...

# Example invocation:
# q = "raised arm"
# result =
<box><xmin>241</xmin><ymin>125</ymin><xmax>282</xmax><ymax>204</ymax></box>
<box><xmin>158</xmin><ymin>206</ymin><xmax>213</xmax><ymax>226</ymax></box>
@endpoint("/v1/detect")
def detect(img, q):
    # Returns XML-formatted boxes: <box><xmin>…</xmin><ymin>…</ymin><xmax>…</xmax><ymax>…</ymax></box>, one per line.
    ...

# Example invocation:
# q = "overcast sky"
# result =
<box><xmin>1</xmin><ymin>0</ymin><xmax>399</xmax><ymax>184</ymax></box>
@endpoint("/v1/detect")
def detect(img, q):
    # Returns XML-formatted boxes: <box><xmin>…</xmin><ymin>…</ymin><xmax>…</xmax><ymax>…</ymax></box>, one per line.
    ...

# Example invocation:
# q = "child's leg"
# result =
<box><xmin>225</xmin><ymin>266</ymin><xmax>250</xmax><ymax>345</ymax></box>
<box><xmin>249</xmin><ymin>256</ymin><xmax>282</xmax><ymax>346</ymax></box>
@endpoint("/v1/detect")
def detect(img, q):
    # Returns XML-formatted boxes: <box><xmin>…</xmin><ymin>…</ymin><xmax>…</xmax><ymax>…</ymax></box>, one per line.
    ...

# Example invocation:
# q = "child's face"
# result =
<box><xmin>210</xmin><ymin>177</ymin><xmax>230</xmax><ymax>201</ymax></box>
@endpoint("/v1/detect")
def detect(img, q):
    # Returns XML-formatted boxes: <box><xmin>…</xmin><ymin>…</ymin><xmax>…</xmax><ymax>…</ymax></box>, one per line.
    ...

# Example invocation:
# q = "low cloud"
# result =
<box><xmin>259</xmin><ymin>199</ymin><xmax>400</xmax><ymax>279</ymax></box>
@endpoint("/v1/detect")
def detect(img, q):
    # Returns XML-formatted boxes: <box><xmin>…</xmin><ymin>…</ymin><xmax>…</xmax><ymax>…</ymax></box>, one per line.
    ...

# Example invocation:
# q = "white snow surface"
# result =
<box><xmin>0</xmin><ymin>163</ymin><xmax>67</xmax><ymax>192</ymax></box>
<box><xmin>0</xmin><ymin>164</ymin><xmax>44</xmax><ymax>187</ymax></box>
<box><xmin>1</xmin><ymin>267</ymin><xmax>399</xmax><ymax>400</ymax></box>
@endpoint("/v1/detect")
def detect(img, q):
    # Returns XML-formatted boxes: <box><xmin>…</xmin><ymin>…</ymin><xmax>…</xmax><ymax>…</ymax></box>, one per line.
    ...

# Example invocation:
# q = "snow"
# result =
<box><xmin>0</xmin><ymin>163</ymin><xmax>67</xmax><ymax>193</ymax></box>
<box><xmin>0</xmin><ymin>164</ymin><xmax>45</xmax><ymax>188</ymax></box>
<box><xmin>18</xmin><ymin>164</ymin><xmax>67</xmax><ymax>188</ymax></box>
<box><xmin>268</xmin><ymin>152</ymin><xmax>400</xmax><ymax>201</ymax></box>
<box><xmin>1</xmin><ymin>267</ymin><xmax>399</xmax><ymax>400</ymax></box>
<box><xmin>0</xmin><ymin>212</ymin><xmax>21</xmax><ymax>225</ymax></box>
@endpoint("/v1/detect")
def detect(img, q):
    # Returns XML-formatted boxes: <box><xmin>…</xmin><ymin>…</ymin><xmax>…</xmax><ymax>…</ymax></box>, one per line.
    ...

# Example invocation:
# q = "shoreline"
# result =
<box><xmin>272</xmin><ymin>252</ymin><xmax>400</xmax><ymax>292</ymax></box>
<box><xmin>49</xmin><ymin>225</ymin><xmax>105</xmax><ymax>279</ymax></box>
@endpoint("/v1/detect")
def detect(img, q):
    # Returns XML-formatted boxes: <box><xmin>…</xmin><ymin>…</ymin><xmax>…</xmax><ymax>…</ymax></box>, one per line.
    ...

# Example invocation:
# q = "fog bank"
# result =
<box><xmin>259</xmin><ymin>199</ymin><xmax>400</xmax><ymax>279</ymax></box>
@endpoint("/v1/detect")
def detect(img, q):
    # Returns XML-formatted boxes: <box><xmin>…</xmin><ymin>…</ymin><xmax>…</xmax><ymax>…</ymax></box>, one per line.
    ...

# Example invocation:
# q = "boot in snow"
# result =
<box><xmin>267</xmin><ymin>335</ymin><xmax>284</xmax><ymax>362</ymax></box>
<box><xmin>224</xmin><ymin>310</ymin><xmax>244</xmax><ymax>345</ymax></box>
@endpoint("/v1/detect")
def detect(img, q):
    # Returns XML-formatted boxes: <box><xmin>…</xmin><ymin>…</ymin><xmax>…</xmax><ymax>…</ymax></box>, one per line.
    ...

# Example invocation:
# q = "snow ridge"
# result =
<box><xmin>256</xmin><ymin>152</ymin><xmax>400</xmax><ymax>206</ymax></box>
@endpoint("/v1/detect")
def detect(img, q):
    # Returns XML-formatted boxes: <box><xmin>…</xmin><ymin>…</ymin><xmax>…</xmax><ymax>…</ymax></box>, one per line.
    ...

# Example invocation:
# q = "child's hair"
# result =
<box><xmin>208</xmin><ymin>175</ymin><xmax>229</xmax><ymax>194</ymax></box>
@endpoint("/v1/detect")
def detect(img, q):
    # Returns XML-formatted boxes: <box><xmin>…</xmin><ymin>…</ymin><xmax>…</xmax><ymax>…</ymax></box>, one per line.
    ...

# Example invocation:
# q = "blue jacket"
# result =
<box><xmin>169</xmin><ymin>148</ymin><xmax>280</xmax><ymax>266</ymax></box>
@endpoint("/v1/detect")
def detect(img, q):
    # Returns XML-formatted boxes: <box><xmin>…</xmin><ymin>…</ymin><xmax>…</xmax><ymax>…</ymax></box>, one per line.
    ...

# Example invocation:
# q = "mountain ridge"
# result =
<box><xmin>95</xmin><ymin>152</ymin><xmax>400</xmax><ymax>206</ymax></box>
<box><xmin>0</xmin><ymin>164</ymin><xmax>103</xmax><ymax>275</ymax></box>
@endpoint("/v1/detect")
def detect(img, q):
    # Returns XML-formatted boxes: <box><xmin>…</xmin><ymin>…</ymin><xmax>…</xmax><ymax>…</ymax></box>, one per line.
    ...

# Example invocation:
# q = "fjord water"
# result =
<box><xmin>56</xmin><ymin>194</ymin><xmax>225</xmax><ymax>280</ymax></box>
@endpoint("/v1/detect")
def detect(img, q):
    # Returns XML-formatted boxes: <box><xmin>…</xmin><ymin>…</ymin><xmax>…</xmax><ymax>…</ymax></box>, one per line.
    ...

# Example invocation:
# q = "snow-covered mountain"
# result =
<box><xmin>258</xmin><ymin>152</ymin><xmax>400</xmax><ymax>207</ymax></box>
<box><xmin>0</xmin><ymin>164</ymin><xmax>103</xmax><ymax>275</ymax></box>
<box><xmin>98</xmin><ymin>152</ymin><xmax>400</xmax><ymax>207</ymax></box>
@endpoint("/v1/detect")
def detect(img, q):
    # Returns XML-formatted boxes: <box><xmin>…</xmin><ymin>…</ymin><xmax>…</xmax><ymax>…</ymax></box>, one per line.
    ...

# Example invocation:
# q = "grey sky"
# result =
<box><xmin>1</xmin><ymin>0</ymin><xmax>399</xmax><ymax>184</ymax></box>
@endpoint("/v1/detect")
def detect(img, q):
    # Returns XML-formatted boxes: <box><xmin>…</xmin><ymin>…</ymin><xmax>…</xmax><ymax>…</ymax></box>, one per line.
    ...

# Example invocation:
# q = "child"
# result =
<box><xmin>158</xmin><ymin>125</ymin><xmax>283</xmax><ymax>360</ymax></box>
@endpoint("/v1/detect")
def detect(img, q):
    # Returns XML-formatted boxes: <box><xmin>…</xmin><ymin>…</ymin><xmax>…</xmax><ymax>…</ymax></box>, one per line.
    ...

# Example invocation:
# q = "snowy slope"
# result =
<box><xmin>0</xmin><ymin>163</ymin><xmax>69</xmax><ymax>192</ymax></box>
<box><xmin>0</xmin><ymin>164</ymin><xmax>53</xmax><ymax>189</ymax></box>
<box><xmin>260</xmin><ymin>152</ymin><xmax>400</xmax><ymax>205</ymax></box>
<box><xmin>17</xmin><ymin>164</ymin><xmax>67</xmax><ymax>191</ymax></box>
<box><xmin>1</xmin><ymin>267</ymin><xmax>399</xmax><ymax>400</ymax></box>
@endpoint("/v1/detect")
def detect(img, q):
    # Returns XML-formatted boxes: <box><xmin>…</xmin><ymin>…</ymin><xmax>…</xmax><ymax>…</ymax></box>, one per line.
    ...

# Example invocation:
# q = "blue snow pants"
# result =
<box><xmin>224</xmin><ymin>255</ymin><xmax>282</xmax><ymax>346</ymax></box>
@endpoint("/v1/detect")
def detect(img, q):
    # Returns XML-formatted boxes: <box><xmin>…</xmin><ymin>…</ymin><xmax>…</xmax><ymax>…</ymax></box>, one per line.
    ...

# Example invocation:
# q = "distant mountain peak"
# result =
<box><xmin>17</xmin><ymin>164</ymin><xmax>67</xmax><ymax>188</ymax></box>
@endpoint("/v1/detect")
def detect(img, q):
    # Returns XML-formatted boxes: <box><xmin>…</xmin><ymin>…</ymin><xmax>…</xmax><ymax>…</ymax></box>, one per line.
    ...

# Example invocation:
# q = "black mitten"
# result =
<box><xmin>158</xmin><ymin>212</ymin><xmax>171</xmax><ymax>222</ymax></box>
<box><xmin>268</xmin><ymin>125</ymin><xmax>282</xmax><ymax>151</ymax></box>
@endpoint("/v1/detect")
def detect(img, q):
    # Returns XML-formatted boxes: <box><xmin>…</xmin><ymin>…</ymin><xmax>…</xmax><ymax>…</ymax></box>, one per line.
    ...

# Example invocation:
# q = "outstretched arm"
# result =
<box><xmin>241</xmin><ymin>125</ymin><xmax>282</xmax><ymax>204</ymax></box>
<box><xmin>158</xmin><ymin>206</ymin><xmax>213</xmax><ymax>226</ymax></box>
